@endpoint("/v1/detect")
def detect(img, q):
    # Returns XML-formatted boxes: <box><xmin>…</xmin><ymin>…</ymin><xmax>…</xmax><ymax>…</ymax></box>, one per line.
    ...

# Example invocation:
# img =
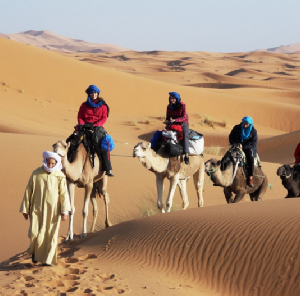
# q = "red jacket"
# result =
<box><xmin>78</xmin><ymin>101</ymin><xmax>108</xmax><ymax>127</ymax></box>
<box><xmin>295</xmin><ymin>143</ymin><xmax>300</xmax><ymax>164</ymax></box>
<box><xmin>166</xmin><ymin>102</ymin><xmax>189</xmax><ymax>125</ymax></box>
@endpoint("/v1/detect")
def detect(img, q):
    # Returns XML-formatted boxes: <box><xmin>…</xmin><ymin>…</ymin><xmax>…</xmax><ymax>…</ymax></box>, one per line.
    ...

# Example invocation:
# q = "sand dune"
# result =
<box><xmin>1</xmin><ymin>33</ymin><xmax>300</xmax><ymax>295</ymax></box>
<box><xmin>1</xmin><ymin>30</ymin><xmax>130</xmax><ymax>53</ymax></box>
<box><xmin>2</xmin><ymin>200</ymin><xmax>300</xmax><ymax>295</ymax></box>
<box><xmin>259</xmin><ymin>130</ymin><xmax>300</xmax><ymax>164</ymax></box>
<box><xmin>256</xmin><ymin>42</ymin><xmax>300</xmax><ymax>54</ymax></box>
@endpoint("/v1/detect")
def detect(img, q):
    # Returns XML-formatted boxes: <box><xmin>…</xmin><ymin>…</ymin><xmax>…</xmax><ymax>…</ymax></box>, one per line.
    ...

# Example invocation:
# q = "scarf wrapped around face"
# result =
<box><xmin>86</xmin><ymin>96</ymin><xmax>103</xmax><ymax>108</ymax></box>
<box><xmin>42</xmin><ymin>151</ymin><xmax>62</xmax><ymax>173</ymax></box>
<box><xmin>241</xmin><ymin>116</ymin><xmax>253</xmax><ymax>142</ymax></box>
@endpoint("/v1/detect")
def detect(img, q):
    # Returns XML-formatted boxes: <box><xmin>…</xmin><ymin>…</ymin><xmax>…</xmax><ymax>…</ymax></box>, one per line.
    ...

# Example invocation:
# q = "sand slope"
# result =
<box><xmin>2</xmin><ymin>30</ymin><xmax>130</xmax><ymax>53</ymax></box>
<box><xmin>256</xmin><ymin>42</ymin><xmax>300</xmax><ymax>54</ymax></box>
<box><xmin>2</xmin><ymin>200</ymin><xmax>300</xmax><ymax>295</ymax></box>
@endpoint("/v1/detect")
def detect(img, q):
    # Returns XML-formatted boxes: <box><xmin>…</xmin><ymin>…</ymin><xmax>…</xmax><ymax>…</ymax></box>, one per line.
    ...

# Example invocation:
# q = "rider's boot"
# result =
<box><xmin>248</xmin><ymin>177</ymin><xmax>254</xmax><ymax>188</ymax></box>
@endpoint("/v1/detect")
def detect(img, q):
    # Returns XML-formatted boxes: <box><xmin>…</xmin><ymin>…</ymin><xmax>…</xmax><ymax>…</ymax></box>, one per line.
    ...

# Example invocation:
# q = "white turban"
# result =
<box><xmin>42</xmin><ymin>151</ymin><xmax>63</xmax><ymax>173</ymax></box>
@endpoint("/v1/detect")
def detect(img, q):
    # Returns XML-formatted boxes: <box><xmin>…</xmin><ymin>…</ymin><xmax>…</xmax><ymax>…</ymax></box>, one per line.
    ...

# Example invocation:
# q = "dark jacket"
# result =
<box><xmin>229</xmin><ymin>123</ymin><xmax>258</xmax><ymax>150</ymax></box>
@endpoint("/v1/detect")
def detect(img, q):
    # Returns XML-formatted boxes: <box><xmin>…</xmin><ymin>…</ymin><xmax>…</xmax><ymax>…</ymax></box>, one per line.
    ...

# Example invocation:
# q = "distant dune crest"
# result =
<box><xmin>0</xmin><ymin>30</ymin><xmax>130</xmax><ymax>53</ymax></box>
<box><xmin>256</xmin><ymin>42</ymin><xmax>300</xmax><ymax>54</ymax></box>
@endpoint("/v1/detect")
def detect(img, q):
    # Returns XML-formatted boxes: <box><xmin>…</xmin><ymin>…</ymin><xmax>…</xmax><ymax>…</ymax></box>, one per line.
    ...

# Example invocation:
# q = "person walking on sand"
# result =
<box><xmin>77</xmin><ymin>84</ymin><xmax>114</xmax><ymax>176</ymax></box>
<box><xmin>164</xmin><ymin>92</ymin><xmax>190</xmax><ymax>164</ymax></box>
<box><xmin>20</xmin><ymin>151</ymin><xmax>70</xmax><ymax>266</ymax></box>
<box><xmin>229</xmin><ymin>116</ymin><xmax>257</xmax><ymax>188</ymax></box>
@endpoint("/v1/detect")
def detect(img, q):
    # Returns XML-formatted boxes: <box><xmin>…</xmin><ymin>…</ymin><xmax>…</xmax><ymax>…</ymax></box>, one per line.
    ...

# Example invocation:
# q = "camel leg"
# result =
<box><xmin>65</xmin><ymin>182</ymin><xmax>75</xmax><ymax>242</ymax></box>
<box><xmin>103</xmin><ymin>191</ymin><xmax>112</xmax><ymax>228</ymax></box>
<box><xmin>178</xmin><ymin>179</ymin><xmax>189</xmax><ymax>210</ymax></box>
<box><xmin>101</xmin><ymin>174</ymin><xmax>112</xmax><ymax>228</ymax></box>
<box><xmin>249</xmin><ymin>192</ymin><xmax>256</xmax><ymax>202</ymax></box>
<box><xmin>224</xmin><ymin>187</ymin><xmax>234</xmax><ymax>204</ymax></box>
<box><xmin>81</xmin><ymin>183</ymin><xmax>93</xmax><ymax>238</ymax></box>
<box><xmin>233</xmin><ymin>191</ymin><xmax>246</xmax><ymax>203</ymax></box>
<box><xmin>193</xmin><ymin>167</ymin><xmax>204</xmax><ymax>208</ymax></box>
<box><xmin>90</xmin><ymin>183</ymin><xmax>99</xmax><ymax>233</ymax></box>
<box><xmin>255</xmin><ymin>177</ymin><xmax>268</xmax><ymax>201</ymax></box>
<box><xmin>166</xmin><ymin>175</ymin><xmax>179</xmax><ymax>213</ymax></box>
<box><xmin>156</xmin><ymin>175</ymin><xmax>165</xmax><ymax>213</ymax></box>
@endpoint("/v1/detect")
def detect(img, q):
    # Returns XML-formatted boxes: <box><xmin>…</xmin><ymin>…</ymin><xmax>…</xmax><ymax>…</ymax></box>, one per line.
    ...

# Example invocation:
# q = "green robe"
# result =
<box><xmin>20</xmin><ymin>167</ymin><xmax>71</xmax><ymax>265</ymax></box>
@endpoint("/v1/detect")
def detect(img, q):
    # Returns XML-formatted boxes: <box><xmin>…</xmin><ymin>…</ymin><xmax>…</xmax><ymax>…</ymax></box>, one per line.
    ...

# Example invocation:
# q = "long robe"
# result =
<box><xmin>20</xmin><ymin>167</ymin><xmax>71</xmax><ymax>265</ymax></box>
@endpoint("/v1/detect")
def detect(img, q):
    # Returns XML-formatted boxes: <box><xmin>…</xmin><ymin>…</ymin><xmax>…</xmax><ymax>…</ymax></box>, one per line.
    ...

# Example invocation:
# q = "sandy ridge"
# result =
<box><xmin>69</xmin><ymin>199</ymin><xmax>300</xmax><ymax>296</ymax></box>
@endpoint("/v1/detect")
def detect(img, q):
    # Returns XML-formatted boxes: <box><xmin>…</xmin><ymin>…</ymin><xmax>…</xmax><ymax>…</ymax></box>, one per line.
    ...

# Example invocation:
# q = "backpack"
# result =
<box><xmin>164</xmin><ymin>142</ymin><xmax>183</xmax><ymax>157</ymax></box>
<box><xmin>150</xmin><ymin>130</ymin><xmax>163</xmax><ymax>152</ymax></box>
<box><xmin>101</xmin><ymin>134</ymin><xmax>115</xmax><ymax>152</ymax></box>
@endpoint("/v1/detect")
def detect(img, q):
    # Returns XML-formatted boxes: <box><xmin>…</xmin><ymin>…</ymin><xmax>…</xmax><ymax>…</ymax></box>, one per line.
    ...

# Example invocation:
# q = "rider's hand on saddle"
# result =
<box><xmin>170</xmin><ymin>119</ymin><xmax>175</xmax><ymax>123</ymax></box>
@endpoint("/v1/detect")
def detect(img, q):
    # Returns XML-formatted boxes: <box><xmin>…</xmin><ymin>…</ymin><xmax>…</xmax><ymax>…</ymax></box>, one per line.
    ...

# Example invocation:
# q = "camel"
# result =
<box><xmin>53</xmin><ymin>140</ymin><xmax>111</xmax><ymax>241</ymax></box>
<box><xmin>204</xmin><ymin>146</ymin><xmax>268</xmax><ymax>203</ymax></box>
<box><xmin>133</xmin><ymin>142</ymin><xmax>205</xmax><ymax>213</ymax></box>
<box><xmin>277</xmin><ymin>164</ymin><xmax>300</xmax><ymax>198</ymax></box>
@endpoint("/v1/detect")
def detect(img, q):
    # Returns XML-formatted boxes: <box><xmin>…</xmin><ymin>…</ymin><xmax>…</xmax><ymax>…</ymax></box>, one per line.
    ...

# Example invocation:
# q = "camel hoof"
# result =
<box><xmin>80</xmin><ymin>233</ymin><xmax>87</xmax><ymax>239</ymax></box>
<box><xmin>105</xmin><ymin>221</ymin><xmax>112</xmax><ymax>228</ymax></box>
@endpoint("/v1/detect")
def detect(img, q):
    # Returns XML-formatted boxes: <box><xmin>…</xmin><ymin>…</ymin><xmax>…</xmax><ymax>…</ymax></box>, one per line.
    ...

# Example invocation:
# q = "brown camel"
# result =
<box><xmin>204</xmin><ymin>147</ymin><xmax>268</xmax><ymax>203</ymax></box>
<box><xmin>277</xmin><ymin>164</ymin><xmax>300</xmax><ymax>198</ymax></box>
<box><xmin>133</xmin><ymin>142</ymin><xmax>205</xmax><ymax>212</ymax></box>
<box><xmin>53</xmin><ymin>140</ymin><xmax>111</xmax><ymax>241</ymax></box>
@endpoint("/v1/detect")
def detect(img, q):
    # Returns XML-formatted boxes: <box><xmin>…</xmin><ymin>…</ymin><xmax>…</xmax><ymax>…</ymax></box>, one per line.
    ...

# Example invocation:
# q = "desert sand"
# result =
<box><xmin>1</xmin><ymin>35</ymin><xmax>300</xmax><ymax>295</ymax></box>
<box><xmin>2</xmin><ymin>30</ymin><xmax>130</xmax><ymax>53</ymax></box>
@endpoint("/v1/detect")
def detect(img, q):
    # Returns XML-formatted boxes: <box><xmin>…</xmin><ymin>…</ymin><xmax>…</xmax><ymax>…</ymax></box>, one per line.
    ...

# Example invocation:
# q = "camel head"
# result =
<box><xmin>277</xmin><ymin>165</ymin><xmax>292</xmax><ymax>178</ymax></box>
<box><xmin>133</xmin><ymin>142</ymin><xmax>151</xmax><ymax>158</ymax></box>
<box><xmin>204</xmin><ymin>158</ymin><xmax>221</xmax><ymax>174</ymax></box>
<box><xmin>52</xmin><ymin>140</ymin><xmax>70</xmax><ymax>157</ymax></box>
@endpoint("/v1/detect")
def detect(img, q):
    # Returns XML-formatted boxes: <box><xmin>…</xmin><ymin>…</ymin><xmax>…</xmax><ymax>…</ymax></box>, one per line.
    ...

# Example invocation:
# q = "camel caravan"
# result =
<box><xmin>21</xmin><ymin>87</ymin><xmax>300</xmax><ymax>266</ymax></box>
<box><xmin>46</xmin><ymin>88</ymin><xmax>300</xmax><ymax>240</ymax></box>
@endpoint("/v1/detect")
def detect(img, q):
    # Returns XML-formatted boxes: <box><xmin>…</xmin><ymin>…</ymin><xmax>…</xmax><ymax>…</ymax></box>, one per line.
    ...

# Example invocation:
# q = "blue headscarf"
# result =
<box><xmin>241</xmin><ymin>116</ymin><xmax>253</xmax><ymax>142</ymax></box>
<box><xmin>169</xmin><ymin>92</ymin><xmax>181</xmax><ymax>110</ymax></box>
<box><xmin>86</xmin><ymin>96</ymin><xmax>103</xmax><ymax>108</ymax></box>
<box><xmin>85</xmin><ymin>85</ymin><xmax>100</xmax><ymax>94</ymax></box>
<box><xmin>85</xmin><ymin>85</ymin><xmax>103</xmax><ymax>108</ymax></box>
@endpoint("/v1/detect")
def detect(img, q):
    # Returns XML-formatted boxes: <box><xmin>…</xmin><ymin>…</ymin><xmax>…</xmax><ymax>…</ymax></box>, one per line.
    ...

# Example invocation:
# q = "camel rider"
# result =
<box><xmin>77</xmin><ymin>85</ymin><xmax>114</xmax><ymax>177</ymax></box>
<box><xmin>164</xmin><ymin>92</ymin><xmax>190</xmax><ymax>165</ymax></box>
<box><xmin>229</xmin><ymin>116</ymin><xmax>257</xmax><ymax>188</ymax></box>
<box><xmin>294</xmin><ymin>143</ymin><xmax>300</xmax><ymax>165</ymax></box>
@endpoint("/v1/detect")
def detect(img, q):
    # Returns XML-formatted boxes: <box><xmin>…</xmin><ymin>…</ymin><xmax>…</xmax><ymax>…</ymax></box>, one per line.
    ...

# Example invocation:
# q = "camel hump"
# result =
<box><xmin>168</xmin><ymin>157</ymin><xmax>181</xmax><ymax>173</ymax></box>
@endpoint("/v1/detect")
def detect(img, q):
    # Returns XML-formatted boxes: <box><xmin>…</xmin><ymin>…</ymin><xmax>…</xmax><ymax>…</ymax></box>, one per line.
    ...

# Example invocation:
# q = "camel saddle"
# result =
<box><xmin>66</xmin><ymin>123</ymin><xmax>107</xmax><ymax>166</ymax></box>
<box><xmin>221</xmin><ymin>146</ymin><xmax>262</xmax><ymax>173</ymax></box>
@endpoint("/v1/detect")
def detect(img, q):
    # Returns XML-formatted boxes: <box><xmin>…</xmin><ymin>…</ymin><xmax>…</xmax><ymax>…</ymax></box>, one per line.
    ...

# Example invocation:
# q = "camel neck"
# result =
<box><xmin>141</xmin><ymin>151</ymin><xmax>169</xmax><ymax>173</ymax></box>
<box><xmin>212</xmin><ymin>162</ymin><xmax>234</xmax><ymax>187</ymax></box>
<box><xmin>61</xmin><ymin>145</ymin><xmax>87</xmax><ymax>181</ymax></box>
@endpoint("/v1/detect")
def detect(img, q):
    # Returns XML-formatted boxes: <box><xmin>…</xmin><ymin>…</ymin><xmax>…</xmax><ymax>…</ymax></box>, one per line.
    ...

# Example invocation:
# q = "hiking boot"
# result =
<box><xmin>184</xmin><ymin>156</ymin><xmax>190</xmax><ymax>165</ymax></box>
<box><xmin>106</xmin><ymin>170</ymin><xmax>114</xmax><ymax>177</ymax></box>
<box><xmin>248</xmin><ymin>179</ymin><xmax>254</xmax><ymax>188</ymax></box>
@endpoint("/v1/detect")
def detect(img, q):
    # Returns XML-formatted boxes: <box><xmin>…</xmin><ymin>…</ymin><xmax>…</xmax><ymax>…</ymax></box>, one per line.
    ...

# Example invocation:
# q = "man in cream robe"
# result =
<box><xmin>20</xmin><ymin>151</ymin><xmax>71</xmax><ymax>266</ymax></box>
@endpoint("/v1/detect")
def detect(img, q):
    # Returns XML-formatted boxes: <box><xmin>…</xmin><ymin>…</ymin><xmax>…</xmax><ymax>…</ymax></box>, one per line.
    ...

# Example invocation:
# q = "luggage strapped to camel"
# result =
<box><xmin>150</xmin><ymin>125</ymin><xmax>204</xmax><ymax>157</ymax></box>
<box><xmin>66</xmin><ymin>123</ymin><xmax>115</xmax><ymax>167</ymax></box>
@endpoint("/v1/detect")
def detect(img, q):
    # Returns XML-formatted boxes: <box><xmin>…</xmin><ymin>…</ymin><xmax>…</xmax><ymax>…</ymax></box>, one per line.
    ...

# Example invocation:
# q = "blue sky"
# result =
<box><xmin>1</xmin><ymin>0</ymin><xmax>299</xmax><ymax>52</ymax></box>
